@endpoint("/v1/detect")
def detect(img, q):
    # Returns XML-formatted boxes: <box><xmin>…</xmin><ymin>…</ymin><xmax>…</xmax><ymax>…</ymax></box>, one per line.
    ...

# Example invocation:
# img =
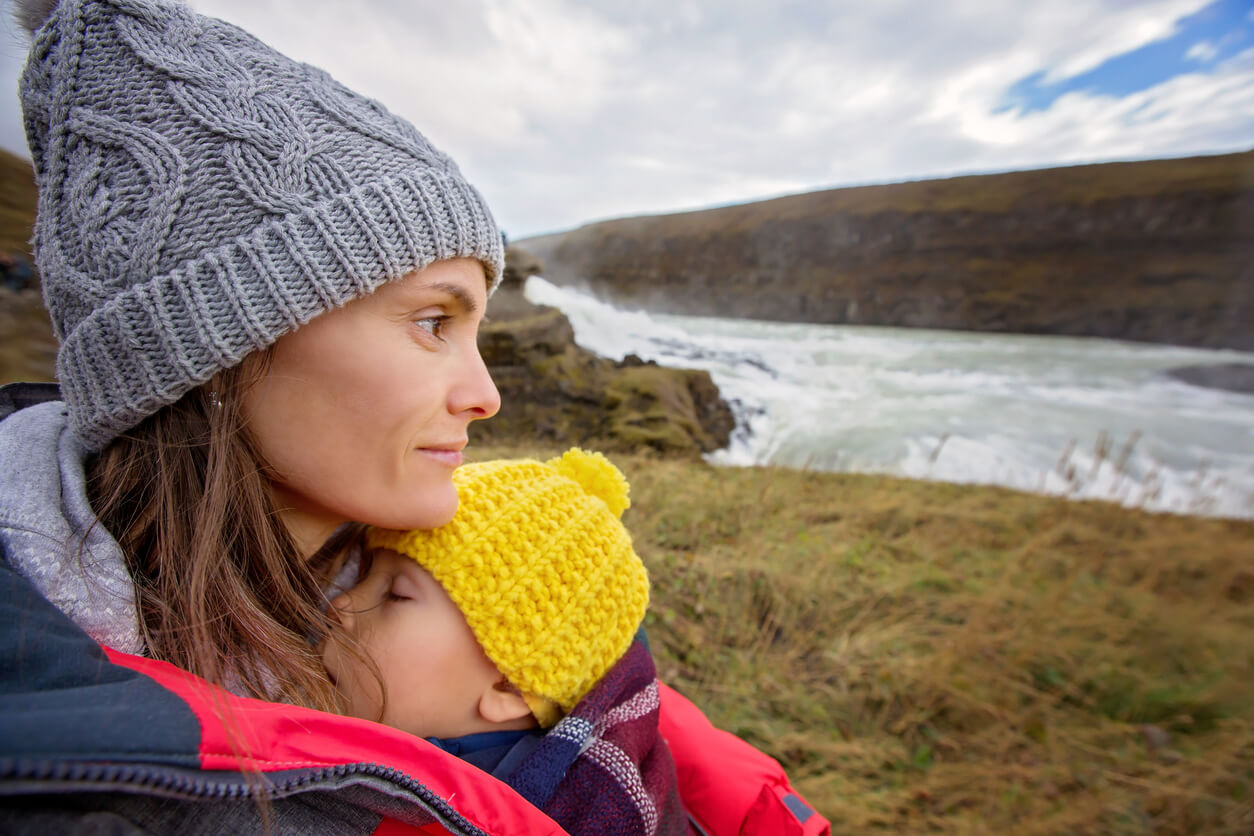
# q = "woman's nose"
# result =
<box><xmin>451</xmin><ymin>344</ymin><xmax>501</xmax><ymax>421</ymax></box>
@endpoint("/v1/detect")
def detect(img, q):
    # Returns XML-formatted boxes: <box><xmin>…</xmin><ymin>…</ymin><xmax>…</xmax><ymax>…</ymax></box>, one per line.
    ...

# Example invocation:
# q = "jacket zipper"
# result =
<box><xmin>0</xmin><ymin>757</ymin><xmax>487</xmax><ymax>835</ymax></box>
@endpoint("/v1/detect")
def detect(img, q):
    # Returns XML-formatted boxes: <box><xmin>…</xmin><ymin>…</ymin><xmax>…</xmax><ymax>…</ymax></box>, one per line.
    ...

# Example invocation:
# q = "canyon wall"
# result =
<box><xmin>522</xmin><ymin>152</ymin><xmax>1254</xmax><ymax>350</ymax></box>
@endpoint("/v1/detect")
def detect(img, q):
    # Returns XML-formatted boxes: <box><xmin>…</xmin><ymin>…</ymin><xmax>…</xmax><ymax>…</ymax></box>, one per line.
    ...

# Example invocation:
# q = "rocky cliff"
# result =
<box><xmin>522</xmin><ymin>151</ymin><xmax>1254</xmax><ymax>350</ymax></box>
<box><xmin>470</xmin><ymin>255</ymin><xmax>734</xmax><ymax>456</ymax></box>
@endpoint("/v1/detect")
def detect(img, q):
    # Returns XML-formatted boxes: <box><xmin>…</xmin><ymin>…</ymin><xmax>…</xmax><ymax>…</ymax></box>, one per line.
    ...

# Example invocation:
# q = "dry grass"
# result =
<box><xmin>472</xmin><ymin>444</ymin><xmax>1254</xmax><ymax>835</ymax></box>
<box><xmin>0</xmin><ymin>288</ymin><xmax>56</xmax><ymax>384</ymax></box>
<box><xmin>0</xmin><ymin>149</ymin><xmax>53</xmax><ymax>385</ymax></box>
<box><xmin>536</xmin><ymin>150</ymin><xmax>1253</xmax><ymax>239</ymax></box>
<box><xmin>0</xmin><ymin>148</ymin><xmax>38</xmax><ymax>260</ymax></box>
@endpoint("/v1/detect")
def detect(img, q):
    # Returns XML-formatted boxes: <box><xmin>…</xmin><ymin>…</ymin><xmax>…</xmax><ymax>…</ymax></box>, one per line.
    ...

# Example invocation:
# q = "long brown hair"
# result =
<box><xmin>86</xmin><ymin>352</ymin><xmax>356</xmax><ymax>711</ymax></box>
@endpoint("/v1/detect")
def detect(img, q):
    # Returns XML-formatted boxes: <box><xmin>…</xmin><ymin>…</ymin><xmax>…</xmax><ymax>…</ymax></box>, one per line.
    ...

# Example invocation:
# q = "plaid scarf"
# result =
<box><xmin>501</xmin><ymin>640</ymin><xmax>691</xmax><ymax>835</ymax></box>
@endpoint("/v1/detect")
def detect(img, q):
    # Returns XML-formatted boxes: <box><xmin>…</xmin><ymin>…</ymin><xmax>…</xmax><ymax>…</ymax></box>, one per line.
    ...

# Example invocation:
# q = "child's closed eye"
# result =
<box><xmin>387</xmin><ymin>575</ymin><xmax>420</xmax><ymax>602</ymax></box>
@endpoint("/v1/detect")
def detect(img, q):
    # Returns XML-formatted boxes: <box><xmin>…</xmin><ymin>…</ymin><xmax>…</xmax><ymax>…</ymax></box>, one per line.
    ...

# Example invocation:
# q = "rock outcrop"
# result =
<box><xmin>470</xmin><ymin>247</ymin><xmax>734</xmax><ymax>456</ymax></box>
<box><xmin>1163</xmin><ymin>363</ymin><xmax>1254</xmax><ymax>395</ymax></box>
<box><xmin>522</xmin><ymin>151</ymin><xmax>1254</xmax><ymax>350</ymax></box>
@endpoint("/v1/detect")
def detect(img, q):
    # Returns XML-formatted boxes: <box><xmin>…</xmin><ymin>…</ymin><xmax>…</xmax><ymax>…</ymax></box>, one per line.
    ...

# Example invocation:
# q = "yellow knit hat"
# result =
<box><xmin>366</xmin><ymin>448</ymin><xmax>649</xmax><ymax>727</ymax></box>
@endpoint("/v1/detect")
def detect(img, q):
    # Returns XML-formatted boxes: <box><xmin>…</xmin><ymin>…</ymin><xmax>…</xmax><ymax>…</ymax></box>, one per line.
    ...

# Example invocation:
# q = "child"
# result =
<box><xmin>322</xmin><ymin>448</ymin><xmax>691</xmax><ymax>835</ymax></box>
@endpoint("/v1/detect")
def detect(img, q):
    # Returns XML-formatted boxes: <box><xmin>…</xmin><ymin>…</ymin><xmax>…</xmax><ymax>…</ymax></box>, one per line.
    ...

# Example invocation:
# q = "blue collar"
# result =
<box><xmin>425</xmin><ymin>728</ymin><xmax>535</xmax><ymax>757</ymax></box>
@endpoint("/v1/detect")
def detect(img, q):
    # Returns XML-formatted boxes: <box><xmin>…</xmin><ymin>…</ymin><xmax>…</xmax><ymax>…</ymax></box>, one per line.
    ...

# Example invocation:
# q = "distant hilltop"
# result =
<box><xmin>521</xmin><ymin>151</ymin><xmax>1254</xmax><ymax>350</ymax></box>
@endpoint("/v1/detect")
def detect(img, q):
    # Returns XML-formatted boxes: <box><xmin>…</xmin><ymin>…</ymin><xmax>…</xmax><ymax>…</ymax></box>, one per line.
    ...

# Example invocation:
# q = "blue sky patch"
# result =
<box><xmin>998</xmin><ymin>0</ymin><xmax>1254</xmax><ymax>114</ymax></box>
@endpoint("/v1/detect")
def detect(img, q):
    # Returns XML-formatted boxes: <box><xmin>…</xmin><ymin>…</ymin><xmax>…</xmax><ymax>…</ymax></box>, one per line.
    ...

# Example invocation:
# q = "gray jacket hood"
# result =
<box><xmin>0</xmin><ymin>400</ymin><xmax>143</xmax><ymax>654</ymax></box>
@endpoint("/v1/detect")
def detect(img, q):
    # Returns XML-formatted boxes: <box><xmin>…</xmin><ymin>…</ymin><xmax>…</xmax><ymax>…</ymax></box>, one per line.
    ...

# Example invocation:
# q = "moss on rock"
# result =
<box><xmin>473</xmin><ymin>283</ymin><xmax>733</xmax><ymax>457</ymax></box>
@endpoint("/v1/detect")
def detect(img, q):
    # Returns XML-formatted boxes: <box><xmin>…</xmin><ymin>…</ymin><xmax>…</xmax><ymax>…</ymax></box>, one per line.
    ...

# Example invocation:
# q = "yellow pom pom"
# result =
<box><xmin>547</xmin><ymin>448</ymin><xmax>631</xmax><ymax>518</ymax></box>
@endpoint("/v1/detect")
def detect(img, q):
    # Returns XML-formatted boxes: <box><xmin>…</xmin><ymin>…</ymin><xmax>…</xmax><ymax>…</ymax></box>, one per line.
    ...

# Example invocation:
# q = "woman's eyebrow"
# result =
<box><xmin>422</xmin><ymin>282</ymin><xmax>479</xmax><ymax>314</ymax></box>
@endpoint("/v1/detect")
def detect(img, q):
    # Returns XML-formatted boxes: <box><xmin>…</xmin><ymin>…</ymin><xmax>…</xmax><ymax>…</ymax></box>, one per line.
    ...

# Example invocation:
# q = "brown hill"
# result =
<box><xmin>0</xmin><ymin>149</ymin><xmax>53</xmax><ymax>385</ymax></box>
<box><xmin>522</xmin><ymin>151</ymin><xmax>1254</xmax><ymax>350</ymax></box>
<box><xmin>0</xmin><ymin>147</ymin><xmax>38</xmax><ymax>264</ymax></box>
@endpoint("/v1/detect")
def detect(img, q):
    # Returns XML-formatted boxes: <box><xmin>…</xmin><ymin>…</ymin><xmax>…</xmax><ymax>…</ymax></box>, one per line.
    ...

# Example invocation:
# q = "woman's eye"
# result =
<box><xmin>414</xmin><ymin>315</ymin><xmax>449</xmax><ymax>339</ymax></box>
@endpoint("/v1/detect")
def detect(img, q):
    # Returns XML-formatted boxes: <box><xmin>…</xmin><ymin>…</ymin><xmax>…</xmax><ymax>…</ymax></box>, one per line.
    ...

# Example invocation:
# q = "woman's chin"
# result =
<box><xmin>371</xmin><ymin>483</ymin><xmax>459</xmax><ymax>531</ymax></box>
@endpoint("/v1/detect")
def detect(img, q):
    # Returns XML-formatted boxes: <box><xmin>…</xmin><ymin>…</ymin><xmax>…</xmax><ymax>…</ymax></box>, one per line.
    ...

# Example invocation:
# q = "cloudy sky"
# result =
<box><xmin>0</xmin><ymin>0</ymin><xmax>1251</xmax><ymax>238</ymax></box>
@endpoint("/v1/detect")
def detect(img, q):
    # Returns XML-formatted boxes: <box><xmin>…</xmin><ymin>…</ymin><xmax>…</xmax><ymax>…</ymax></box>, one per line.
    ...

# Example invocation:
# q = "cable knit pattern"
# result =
<box><xmin>366</xmin><ymin>449</ymin><xmax>650</xmax><ymax>719</ymax></box>
<box><xmin>18</xmin><ymin>0</ymin><xmax>503</xmax><ymax>449</ymax></box>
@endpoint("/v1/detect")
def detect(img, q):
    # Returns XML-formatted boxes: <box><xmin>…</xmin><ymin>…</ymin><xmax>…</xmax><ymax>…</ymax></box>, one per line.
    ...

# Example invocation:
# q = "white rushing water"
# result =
<box><xmin>525</xmin><ymin>276</ymin><xmax>1254</xmax><ymax>520</ymax></box>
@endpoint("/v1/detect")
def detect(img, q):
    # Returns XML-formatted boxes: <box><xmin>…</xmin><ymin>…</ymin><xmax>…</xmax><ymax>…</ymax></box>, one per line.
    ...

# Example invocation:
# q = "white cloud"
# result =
<box><xmin>0</xmin><ymin>17</ymin><xmax>32</xmax><ymax>159</ymax></box>
<box><xmin>1187</xmin><ymin>40</ymin><xmax>1220</xmax><ymax>62</ymax></box>
<box><xmin>0</xmin><ymin>0</ymin><xmax>1248</xmax><ymax>237</ymax></box>
<box><xmin>1034</xmin><ymin>0</ymin><xmax>1207</xmax><ymax>83</ymax></box>
<box><xmin>942</xmin><ymin>48</ymin><xmax>1254</xmax><ymax>167</ymax></box>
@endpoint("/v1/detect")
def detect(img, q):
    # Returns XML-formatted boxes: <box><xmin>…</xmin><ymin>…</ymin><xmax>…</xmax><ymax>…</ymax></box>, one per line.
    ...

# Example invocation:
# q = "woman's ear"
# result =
<box><xmin>477</xmin><ymin>678</ymin><xmax>536</xmax><ymax>726</ymax></box>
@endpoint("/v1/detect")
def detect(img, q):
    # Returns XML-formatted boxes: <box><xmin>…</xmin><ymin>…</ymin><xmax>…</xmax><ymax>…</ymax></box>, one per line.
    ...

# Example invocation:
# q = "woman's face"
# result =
<box><xmin>244</xmin><ymin>258</ymin><xmax>500</xmax><ymax>553</ymax></box>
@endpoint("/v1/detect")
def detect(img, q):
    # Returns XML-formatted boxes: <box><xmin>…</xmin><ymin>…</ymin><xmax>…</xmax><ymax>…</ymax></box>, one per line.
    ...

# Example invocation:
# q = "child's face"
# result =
<box><xmin>323</xmin><ymin>549</ymin><xmax>505</xmax><ymax>739</ymax></box>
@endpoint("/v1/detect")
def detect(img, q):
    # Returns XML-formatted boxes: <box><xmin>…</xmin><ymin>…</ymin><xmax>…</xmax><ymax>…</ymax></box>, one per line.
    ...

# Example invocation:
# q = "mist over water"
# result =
<box><xmin>525</xmin><ymin>277</ymin><xmax>1254</xmax><ymax>520</ymax></box>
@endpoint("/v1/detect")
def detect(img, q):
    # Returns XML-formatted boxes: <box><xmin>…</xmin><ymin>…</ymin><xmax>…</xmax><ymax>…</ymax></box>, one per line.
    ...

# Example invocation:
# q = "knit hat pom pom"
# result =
<box><xmin>14</xmin><ymin>0</ymin><xmax>59</xmax><ymax>35</ymax></box>
<box><xmin>548</xmin><ymin>448</ymin><xmax>631</xmax><ymax>518</ymax></box>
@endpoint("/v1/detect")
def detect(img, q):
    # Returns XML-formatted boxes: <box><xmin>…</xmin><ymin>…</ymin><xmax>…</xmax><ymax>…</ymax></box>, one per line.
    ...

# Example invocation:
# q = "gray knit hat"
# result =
<box><xmin>17</xmin><ymin>0</ymin><xmax>504</xmax><ymax>450</ymax></box>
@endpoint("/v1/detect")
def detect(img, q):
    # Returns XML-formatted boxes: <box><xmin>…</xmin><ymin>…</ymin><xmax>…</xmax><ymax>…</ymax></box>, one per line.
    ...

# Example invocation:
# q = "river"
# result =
<box><xmin>525</xmin><ymin>277</ymin><xmax>1254</xmax><ymax>520</ymax></box>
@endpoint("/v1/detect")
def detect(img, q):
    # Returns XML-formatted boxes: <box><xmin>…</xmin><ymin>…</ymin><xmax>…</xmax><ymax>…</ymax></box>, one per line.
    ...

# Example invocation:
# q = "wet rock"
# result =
<box><xmin>1163</xmin><ymin>363</ymin><xmax>1254</xmax><ymax>394</ymax></box>
<box><xmin>502</xmin><ymin>244</ymin><xmax>544</xmax><ymax>286</ymax></box>
<box><xmin>473</xmin><ymin>290</ymin><xmax>734</xmax><ymax>456</ymax></box>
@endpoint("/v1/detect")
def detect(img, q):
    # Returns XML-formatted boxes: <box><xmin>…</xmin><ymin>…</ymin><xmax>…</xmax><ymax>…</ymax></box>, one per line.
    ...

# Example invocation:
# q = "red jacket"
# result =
<box><xmin>0</xmin><ymin>555</ymin><xmax>828</xmax><ymax>834</ymax></box>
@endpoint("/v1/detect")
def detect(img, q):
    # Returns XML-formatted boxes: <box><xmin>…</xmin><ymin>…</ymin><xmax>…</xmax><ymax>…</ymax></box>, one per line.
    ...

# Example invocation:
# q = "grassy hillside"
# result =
<box><xmin>473</xmin><ymin>443</ymin><xmax>1252</xmax><ymax>834</ymax></box>
<box><xmin>539</xmin><ymin>152</ymin><xmax>1254</xmax><ymax>233</ymax></box>
<box><xmin>0</xmin><ymin>147</ymin><xmax>37</xmax><ymax>260</ymax></box>
<box><xmin>524</xmin><ymin>151</ymin><xmax>1254</xmax><ymax>350</ymax></box>
<box><xmin>0</xmin><ymin>148</ymin><xmax>53</xmax><ymax>385</ymax></box>
<box><xmin>0</xmin><ymin>287</ymin><xmax>55</xmax><ymax>384</ymax></box>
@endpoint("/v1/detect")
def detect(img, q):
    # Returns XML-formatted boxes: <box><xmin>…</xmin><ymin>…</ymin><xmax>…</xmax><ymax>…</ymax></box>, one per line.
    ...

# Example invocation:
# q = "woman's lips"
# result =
<box><xmin>417</xmin><ymin>447</ymin><xmax>463</xmax><ymax>467</ymax></box>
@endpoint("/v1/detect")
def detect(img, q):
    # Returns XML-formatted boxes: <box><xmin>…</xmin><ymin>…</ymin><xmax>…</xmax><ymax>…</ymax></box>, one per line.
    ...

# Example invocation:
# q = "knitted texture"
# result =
<box><xmin>366</xmin><ymin>449</ymin><xmax>649</xmax><ymax>721</ymax></box>
<box><xmin>505</xmin><ymin>640</ymin><xmax>689</xmax><ymax>836</ymax></box>
<box><xmin>17</xmin><ymin>0</ymin><xmax>504</xmax><ymax>449</ymax></box>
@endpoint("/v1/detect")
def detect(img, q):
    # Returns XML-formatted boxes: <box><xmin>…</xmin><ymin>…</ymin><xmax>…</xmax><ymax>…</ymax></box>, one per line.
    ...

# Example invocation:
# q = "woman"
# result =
<box><xmin>0</xmin><ymin>0</ymin><xmax>828</xmax><ymax>833</ymax></box>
